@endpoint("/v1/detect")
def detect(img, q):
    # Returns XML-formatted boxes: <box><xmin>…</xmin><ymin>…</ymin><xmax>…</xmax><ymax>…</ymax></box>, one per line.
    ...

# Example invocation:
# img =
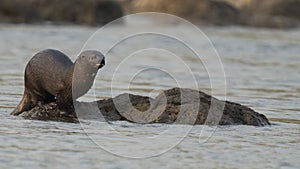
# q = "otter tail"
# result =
<box><xmin>11</xmin><ymin>89</ymin><xmax>34</xmax><ymax>115</ymax></box>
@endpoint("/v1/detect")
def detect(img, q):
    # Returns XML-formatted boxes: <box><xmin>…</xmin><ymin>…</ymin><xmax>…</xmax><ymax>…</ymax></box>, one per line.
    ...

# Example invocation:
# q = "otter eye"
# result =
<box><xmin>81</xmin><ymin>55</ymin><xmax>85</xmax><ymax>58</ymax></box>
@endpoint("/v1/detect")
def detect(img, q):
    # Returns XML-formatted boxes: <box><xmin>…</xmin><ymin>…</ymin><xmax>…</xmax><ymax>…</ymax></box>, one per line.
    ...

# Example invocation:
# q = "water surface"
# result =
<box><xmin>0</xmin><ymin>23</ymin><xmax>299</xmax><ymax>168</ymax></box>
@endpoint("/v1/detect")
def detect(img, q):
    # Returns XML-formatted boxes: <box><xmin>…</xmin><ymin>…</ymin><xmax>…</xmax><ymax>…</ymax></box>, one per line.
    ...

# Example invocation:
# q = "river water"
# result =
<box><xmin>0</xmin><ymin>21</ymin><xmax>299</xmax><ymax>168</ymax></box>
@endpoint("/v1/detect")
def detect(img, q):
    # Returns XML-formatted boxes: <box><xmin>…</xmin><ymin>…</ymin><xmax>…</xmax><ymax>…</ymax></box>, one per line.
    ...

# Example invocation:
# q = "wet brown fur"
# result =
<box><xmin>11</xmin><ymin>49</ymin><xmax>104</xmax><ymax>115</ymax></box>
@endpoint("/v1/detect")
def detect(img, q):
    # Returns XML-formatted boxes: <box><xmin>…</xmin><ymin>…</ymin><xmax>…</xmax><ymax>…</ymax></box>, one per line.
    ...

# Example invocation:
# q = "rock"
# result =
<box><xmin>0</xmin><ymin>0</ymin><xmax>124</xmax><ymax>25</ymax></box>
<box><xmin>19</xmin><ymin>102</ymin><xmax>78</xmax><ymax>123</ymax></box>
<box><xmin>221</xmin><ymin>0</ymin><xmax>300</xmax><ymax>28</ymax></box>
<box><xmin>0</xmin><ymin>0</ymin><xmax>40</xmax><ymax>23</ymax></box>
<box><xmin>121</xmin><ymin>0</ymin><xmax>300</xmax><ymax>28</ymax></box>
<box><xmin>244</xmin><ymin>0</ymin><xmax>300</xmax><ymax>28</ymax></box>
<box><xmin>244</xmin><ymin>0</ymin><xmax>300</xmax><ymax>20</ymax></box>
<box><xmin>219</xmin><ymin>0</ymin><xmax>253</xmax><ymax>9</ymax></box>
<box><xmin>126</xmin><ymin>0</ymin><xmax>241</xmax><ymax>25</ymax></box>
<box><xmin>18</xmin><ymin>88</ymin><xmax>270</xmax><ymax>126</ymax></box>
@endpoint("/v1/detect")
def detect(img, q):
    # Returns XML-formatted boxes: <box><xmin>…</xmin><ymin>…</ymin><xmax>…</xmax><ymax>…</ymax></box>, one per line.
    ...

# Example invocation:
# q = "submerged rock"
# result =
<box><xmin>18</xmin><ymin>88</ymin><xmax>270</xmax><ymax>126</ymax></box>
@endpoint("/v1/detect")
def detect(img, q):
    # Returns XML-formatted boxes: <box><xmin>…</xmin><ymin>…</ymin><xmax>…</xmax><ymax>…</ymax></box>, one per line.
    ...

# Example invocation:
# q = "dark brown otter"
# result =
<box><xmin>11</xmin><ymin>49</ymin><xmax>105</xmax><ymax>116</ymax></box>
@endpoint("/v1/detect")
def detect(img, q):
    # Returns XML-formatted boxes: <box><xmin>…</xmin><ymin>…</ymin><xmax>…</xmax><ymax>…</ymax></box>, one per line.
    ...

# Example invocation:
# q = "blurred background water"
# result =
<box><xmin>0</xmin><ymin>21</ymin><xmax>299</xmax><ymax>168</ymax></box>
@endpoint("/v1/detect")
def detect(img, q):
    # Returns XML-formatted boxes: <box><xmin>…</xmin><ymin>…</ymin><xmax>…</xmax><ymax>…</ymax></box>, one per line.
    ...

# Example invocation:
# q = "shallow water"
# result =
<box><xmin>0</xmin><ymin>22</ymin><xmax>299</xmax><ymax>168</ymax></box>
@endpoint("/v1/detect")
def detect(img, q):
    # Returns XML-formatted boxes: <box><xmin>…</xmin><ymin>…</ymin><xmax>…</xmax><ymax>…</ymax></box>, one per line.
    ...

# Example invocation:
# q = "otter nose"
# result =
<box><xmin>96</xmin><ymin>58</ymin><xmax>105</xmax><ymax>69</ymax></box>
<box><xmin>100</xmin><ymin>59</ymin><xmax>105</xmax><ymax>65</ymax></box>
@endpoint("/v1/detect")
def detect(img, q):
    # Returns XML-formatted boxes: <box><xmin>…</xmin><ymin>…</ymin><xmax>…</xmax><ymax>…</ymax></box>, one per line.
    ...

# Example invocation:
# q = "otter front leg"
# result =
<box><xmin>56</xmin><ymin>94</ymin><xmax>75</xmax><ymax>116</ymax></box>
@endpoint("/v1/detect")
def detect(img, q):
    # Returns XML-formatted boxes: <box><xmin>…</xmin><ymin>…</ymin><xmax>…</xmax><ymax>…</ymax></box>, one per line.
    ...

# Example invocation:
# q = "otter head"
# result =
<box><xmin>72</xmin><ymin>50</ymin><xmax>105</xmax><ymax>99</ymax></box>
<box><xmin>76</xmin><ymin>50</ymin><xmax>105</xmax><ymax>71</ymax></box>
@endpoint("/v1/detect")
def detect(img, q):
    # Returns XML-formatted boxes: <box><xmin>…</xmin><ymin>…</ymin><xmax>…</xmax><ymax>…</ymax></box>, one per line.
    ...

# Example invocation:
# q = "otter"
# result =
<box><xmin>11</xmin><ymin>49</ymin><xmax>105</xmax><ymax>116</ymax></box>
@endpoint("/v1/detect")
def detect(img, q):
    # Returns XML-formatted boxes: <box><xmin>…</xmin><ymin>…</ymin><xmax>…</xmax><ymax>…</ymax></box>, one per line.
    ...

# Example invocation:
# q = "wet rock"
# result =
<box><xmin>17</xmin><ymin>88</ymin><xmax>270</xmax><ymax>126</ymax></box>
<box><xmin>19</xmin><ymin>102</ymin><xmax>78</xmax><ymax>123</ymax></box>
<box><xmin>0</xmin><ymin>0</ymin><xmax>124</xmax><ymax>25</ymax></box>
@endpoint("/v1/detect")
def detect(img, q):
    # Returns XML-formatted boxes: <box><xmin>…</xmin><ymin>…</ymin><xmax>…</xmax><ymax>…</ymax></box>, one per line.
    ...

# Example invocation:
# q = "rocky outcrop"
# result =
<box><xmin>18</xmin><ymin>88</ymin><xmax>270</xmax><ymax>126</ymax></box>
<box><xmin>0</xmin><ymin>0</ymin><xmax>123</xmax><ymax>25</ymax></box>
<box><xmin>245</xmin><ymin>0</ymin><xmax>300</xmax><ymax>28</ymax></box>
<box><xmin>243</xmin><ymin>0</ymin><xmax>300</xmax><ymax>20</ymax></box>
<box><xmin>123</xmin><ymin>0</ymin><xmax>300</xmax><ymax>28</ymax></box>
<box><xmin>222</xmin><ymin>0</ymin><xmax>300</xmax><ymax>28</ymax></box>
<box><xmin>126</xmin><ymin>0</ymin><xmax>241</xmax><ymax>25</ymax></box>
<box><xmin>0</xmin><ymin>0</ymin><xmax>299</xmax><ymax>28</ymax></box>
